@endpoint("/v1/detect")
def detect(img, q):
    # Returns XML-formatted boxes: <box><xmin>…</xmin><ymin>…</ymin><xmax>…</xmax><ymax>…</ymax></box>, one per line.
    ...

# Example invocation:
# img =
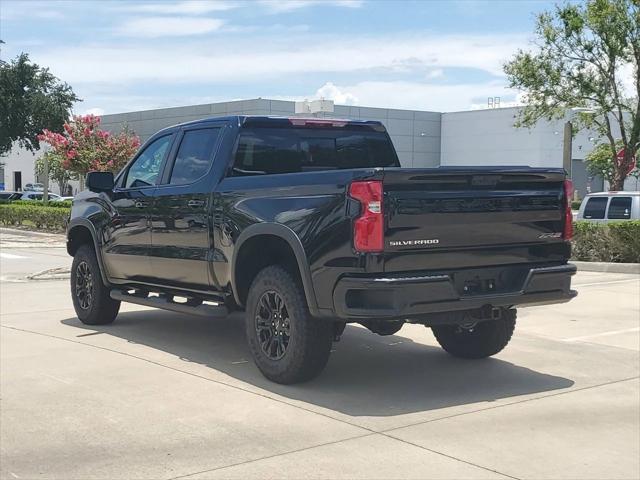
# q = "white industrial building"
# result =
<box><xmin>1</xmin><ymin>98</ymin><xmax>637</xmax><ymax>197</ymax></box>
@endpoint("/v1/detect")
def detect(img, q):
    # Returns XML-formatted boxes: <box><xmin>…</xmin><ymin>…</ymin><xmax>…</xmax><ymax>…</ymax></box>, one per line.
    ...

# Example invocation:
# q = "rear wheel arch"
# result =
<box><xmin>231</xmin><ymin>224</ymin><xmax>319</xmax><ymax>315</ymax></box>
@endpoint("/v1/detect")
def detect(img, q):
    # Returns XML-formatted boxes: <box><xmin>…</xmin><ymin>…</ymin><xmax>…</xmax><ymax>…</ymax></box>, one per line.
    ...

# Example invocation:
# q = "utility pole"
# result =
<box><xmin>42</xmin><ymin>155</ymin><xmax>49</xmax><ymax>203</ymax></box>
<box><xmin>562</xmin><ymin>120</ymin><xmax>572</xmax><ymax>179</ymax></box>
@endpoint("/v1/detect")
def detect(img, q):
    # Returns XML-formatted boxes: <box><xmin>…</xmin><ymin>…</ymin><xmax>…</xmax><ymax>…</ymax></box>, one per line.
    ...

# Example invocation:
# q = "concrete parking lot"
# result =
<box><xmin>1</xmin><ymin>230</ymin><xmax>639</xmax><ymax>479</ymax></box>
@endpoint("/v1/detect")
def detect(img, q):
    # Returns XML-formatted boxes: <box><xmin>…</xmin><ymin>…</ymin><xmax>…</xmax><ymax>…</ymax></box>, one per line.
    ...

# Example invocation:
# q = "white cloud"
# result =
<box><xmin>258</xmin><ymin>0</ymin><xmax>364</xmax><ymax>13</ymax></box>
<box><xmin>314</xmin><ymin>82</ymin><xmax>358</xmax><ymax>105</ymax></box>
<box><xmin>1</xmin><ymin>1</ymin><xmax>65</xmax><ymax>20</ymax></box>
<box><xmin>118</xmin><ymin>1</ymin><xmax>239</xmax><ymax>15</ymax></box>
<box><xmin>35</xmin><ymin>32</ymin><xmax>524</xmax><ymax>84</ymax></box>
<box><xmin>426</xmin><ymin>69</ymin><xmax>444</xmax><ymax>79</ymax></box>
<box><xmin>117</xmin><ymin>17</ymin><xmax>225</xmax><ymax>37</ymax></box>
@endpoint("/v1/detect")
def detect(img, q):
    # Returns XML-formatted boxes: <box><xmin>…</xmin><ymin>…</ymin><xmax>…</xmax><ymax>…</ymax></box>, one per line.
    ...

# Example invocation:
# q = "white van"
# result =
<box><xmin>576</xmin><ymin>191</ymin><xmax>640</xmax><ymax>222</ymax></box>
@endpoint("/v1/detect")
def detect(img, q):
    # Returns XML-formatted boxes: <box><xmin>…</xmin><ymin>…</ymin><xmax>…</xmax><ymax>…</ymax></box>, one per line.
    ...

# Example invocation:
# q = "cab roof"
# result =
<box><xmin>172</xmin><ymin>115</ymin><xmax>387</xmax><ymax>132</ymax></box>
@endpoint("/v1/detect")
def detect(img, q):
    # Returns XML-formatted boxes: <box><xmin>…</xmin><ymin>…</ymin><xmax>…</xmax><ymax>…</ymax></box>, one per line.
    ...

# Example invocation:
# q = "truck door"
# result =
<box><xmin>149</xmin><ymin>125</ymin><xmax>223</xmax><ymax>289</ymax></box>
<box><xmin>103</xmin><ymin>133</ymin><xmax>174</xmax><ymax>281</ymax></box>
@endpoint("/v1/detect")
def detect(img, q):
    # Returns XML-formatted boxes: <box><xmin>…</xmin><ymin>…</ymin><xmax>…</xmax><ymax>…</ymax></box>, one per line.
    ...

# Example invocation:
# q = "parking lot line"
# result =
<box><xmin>573</xmin><ymin>278</ymin><xmax>639</xmax><ymax>287</ymax></box>
<box><xmin>563</xmin><ymin>327</ymin><xmax>640</xmax><ymax>342</ymax></box>
<box><xmin>0</xmin><ymin>252</ymin><xmax>27</xmax><ymax>259</ymax></box>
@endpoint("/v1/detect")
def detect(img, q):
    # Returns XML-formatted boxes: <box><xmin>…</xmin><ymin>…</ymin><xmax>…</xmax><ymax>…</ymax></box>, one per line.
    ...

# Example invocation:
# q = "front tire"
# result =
<box><xmin>71</xmin><ymin>245</ymin><xmax>120</xmax><ymax>325</ymax></box>
<box><xmin>431</xmin><ymin>309</ymin><xmax>516</xmax><ymax>359</ymax></box>
<box><xmin>245</xmin><ymin>265</ymin><xmax>333</xmax><ymax>384</ymax></box>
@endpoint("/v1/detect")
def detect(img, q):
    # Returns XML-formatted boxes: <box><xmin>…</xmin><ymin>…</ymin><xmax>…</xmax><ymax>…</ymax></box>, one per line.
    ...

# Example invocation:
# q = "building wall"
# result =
<box><xmin>441</xmin><ymin>108</ymin><xmax>565</xmax><ymax>168</ymax></box>
<box><xmin>0</xmin><ymin>145</ymin><xmax>38</xmax><ymax>191</ymax></box>
<box><xmin>440</xmin><ymin>107</ymin><xmax>625</xmax><ymax>198</ymax></box>
<box><xmin>100</xmin><ymin>98</ymin><xmax>442</xmax><ymax>169</ymax></box>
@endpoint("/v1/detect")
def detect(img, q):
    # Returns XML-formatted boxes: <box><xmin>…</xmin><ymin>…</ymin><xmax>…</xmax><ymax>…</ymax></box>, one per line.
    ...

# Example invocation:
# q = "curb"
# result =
<box><xmin>572</xmin><ymin>261</ymin><xmax>640</xmax><ymax>274</ymax></box>
<box><xmin>0</xmin><ymin>227</ymin><xmax>65</xmax><ymax>238</ymax></box>
<box><xmin>26</xmin><ymin>267</ymin><xmax>71</xmax><ymax>281</ymax></box>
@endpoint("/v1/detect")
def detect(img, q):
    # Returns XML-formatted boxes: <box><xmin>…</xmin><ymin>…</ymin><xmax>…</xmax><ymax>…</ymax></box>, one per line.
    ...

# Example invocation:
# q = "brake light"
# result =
<box><xmin>288</xmin><ymin>118</ymin><xmax>348</xmax><ymax>128</ymax></box>
<box><xmin>563</xmin><ymin>179</ymin><xmax>573</xmax><ymax>240</ymax></box>
<box><xmin>350</xmin><ymin>180</ymin><xmax>384</xmax><ymax>252</ymax></box>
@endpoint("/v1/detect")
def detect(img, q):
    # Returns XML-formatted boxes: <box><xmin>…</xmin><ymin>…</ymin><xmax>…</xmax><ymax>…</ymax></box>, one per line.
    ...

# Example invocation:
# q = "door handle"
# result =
<box><xmin>187</xmin><ymin>199</ymin><xmax>205</xmax><ymax>208</ymax></box>
<box><xmin>134</xmin><ymin>201</ymin><xmax>147</xmax><ymax>209</ymax></box>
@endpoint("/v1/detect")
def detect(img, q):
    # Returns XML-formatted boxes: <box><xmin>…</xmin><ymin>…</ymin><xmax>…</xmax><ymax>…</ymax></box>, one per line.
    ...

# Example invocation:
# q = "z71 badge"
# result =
<box><xmin>389</xmin><ymin>239</ymin><xmax>440</xmax><ymax>247</ymax></box>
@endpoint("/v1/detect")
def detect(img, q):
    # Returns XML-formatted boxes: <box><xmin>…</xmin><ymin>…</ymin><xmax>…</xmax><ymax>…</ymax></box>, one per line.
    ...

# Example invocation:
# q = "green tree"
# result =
<box><xmin>504</xmin><ymin>0</ymin><xmax>639</xmax><ymax>191</ymax></box>
<box><xmin>0</xmin><ymin>52</ymin><xmax>80</xmax><ymax>156</ymax></box>
<box><xmin>35</xmin><ymin>151</ymin><xmax>77</xmax><ymax>195</ymax></box>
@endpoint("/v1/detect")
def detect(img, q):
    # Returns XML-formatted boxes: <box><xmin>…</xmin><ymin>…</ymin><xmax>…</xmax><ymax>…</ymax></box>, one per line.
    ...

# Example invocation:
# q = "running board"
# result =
<box><xmin>110</xmin><ymin>289</ymin><xmax>228</xmax><ymax>318</ymax></box>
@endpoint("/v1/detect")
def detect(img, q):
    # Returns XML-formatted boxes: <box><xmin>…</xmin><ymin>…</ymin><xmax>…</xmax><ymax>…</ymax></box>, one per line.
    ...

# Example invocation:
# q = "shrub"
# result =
<box><xmin>571</xmin><ymin>200</ymin><xmax>582</xmax><ymax>210</ymax></box>
<box><xmin>0</xmin><ymin>199</ymin><xmax>72</xmax><ymax>208</ymax></box>
<box><xmin>572</xmin><ymin>221</ymin><xmax>640</xmax><ymax>263</ymax></box>
<box><xmin>0</xmin><ymin>203</ymin><xmax>70</xmax><ymax>231</ymax></box>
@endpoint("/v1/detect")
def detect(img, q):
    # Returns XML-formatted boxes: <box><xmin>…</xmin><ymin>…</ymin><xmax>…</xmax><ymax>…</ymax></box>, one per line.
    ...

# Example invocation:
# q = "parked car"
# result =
<box><xmin>67</xmin><ymin>116</ymin><xmax>577</xmax><ymax>384</ymax></box>
<box><xmin>576</xmin><ymin>191</ymin><xmax>640</xmax><ymax>222</ymax></box>
<box><xmin>18</xmin><ymin>192</ymin><xmax>63</xmax><ymax>201</ymax></box>
<box><xmin>24</xmin><ymin>183</ymin><xmax>45</xmax><ymax>192</ymax></box>
<box><xmin>0</xmin><ymin>191</ymin><xmax>22</xmax><ymax>200</ymax></box>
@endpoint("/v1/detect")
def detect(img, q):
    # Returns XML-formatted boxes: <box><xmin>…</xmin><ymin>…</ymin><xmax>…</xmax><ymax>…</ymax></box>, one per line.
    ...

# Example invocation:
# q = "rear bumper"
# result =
<box><xmin>332</xmin><ymin>263</ymin><xmax>577</xmax><ymax>321</ymax></box>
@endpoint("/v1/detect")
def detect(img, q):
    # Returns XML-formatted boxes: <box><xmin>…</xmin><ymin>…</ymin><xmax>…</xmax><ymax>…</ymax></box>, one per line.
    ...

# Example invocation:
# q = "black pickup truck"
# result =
<box><xmin>67</xmin><ymin>116</ymin><xmax>577</xmax><ymax>383</ymax></box>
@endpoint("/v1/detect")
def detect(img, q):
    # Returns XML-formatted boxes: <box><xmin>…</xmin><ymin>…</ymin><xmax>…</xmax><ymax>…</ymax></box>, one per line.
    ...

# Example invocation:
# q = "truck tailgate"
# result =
<box><xmin>382</xmin><ymin>167</ymin><xmax>567</xmax><ymax>270</ymax></box>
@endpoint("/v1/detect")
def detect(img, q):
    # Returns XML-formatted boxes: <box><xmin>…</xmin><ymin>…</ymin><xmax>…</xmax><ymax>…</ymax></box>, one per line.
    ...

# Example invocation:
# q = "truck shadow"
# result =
<box><xmin>61</xmin><ymin>310</ymin><xmax>574</xmax><ymax>417</ymax></box>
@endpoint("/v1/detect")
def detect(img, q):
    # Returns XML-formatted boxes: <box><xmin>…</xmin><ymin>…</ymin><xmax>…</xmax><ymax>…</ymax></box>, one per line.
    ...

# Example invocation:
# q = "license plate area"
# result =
<box><xmin>452</xmin><ymin>265</ymin><xmax>530</xmax><ymax>296</ymax></box>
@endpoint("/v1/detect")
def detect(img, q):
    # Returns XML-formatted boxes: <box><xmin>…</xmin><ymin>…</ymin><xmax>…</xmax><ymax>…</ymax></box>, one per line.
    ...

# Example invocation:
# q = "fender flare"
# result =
<box><xmin>231</xmin><ymin>223</ymin><xmax>319</xmax><ymax>316</ymax></box>
<box><xmin>67</xmin><ymin>218</ymin><xmax>112</xmax><ymax>287</ymax></box>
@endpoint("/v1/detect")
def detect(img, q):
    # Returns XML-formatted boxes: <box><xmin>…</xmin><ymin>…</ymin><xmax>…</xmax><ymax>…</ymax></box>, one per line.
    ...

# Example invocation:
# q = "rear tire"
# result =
<box><xmin>245</xmin><ymin>265</ymin><xmax>333</xmax><ymax>384</ymax></box>
<box><xmin>431</xmin><ymin>309</ymin><xmax>516</xmax><ymax>359</ymax></box>
<box><xmin>71</xmin><ymin>245</ymin><xmax>120</xmax><ymax>325</ymax></box>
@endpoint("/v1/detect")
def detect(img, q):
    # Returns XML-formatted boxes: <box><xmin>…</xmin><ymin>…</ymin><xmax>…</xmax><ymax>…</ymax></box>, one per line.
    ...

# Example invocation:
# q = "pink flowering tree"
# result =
<box><xmin>38</xmin><ymin>114</ymin><xmax>141</xmax><ymax>188</ymax></box>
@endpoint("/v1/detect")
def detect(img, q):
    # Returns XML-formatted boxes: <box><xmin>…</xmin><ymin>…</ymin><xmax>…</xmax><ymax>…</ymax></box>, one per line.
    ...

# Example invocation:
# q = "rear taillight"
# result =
<box><xmin>349</xmin><ymin>180</ymin><xmax>384</xmax><ymax>252</ymax></box>
<box><xmin>563</xmin><ymin>179</ymin><xmax>573</xmax><ymax>240</ymax></box>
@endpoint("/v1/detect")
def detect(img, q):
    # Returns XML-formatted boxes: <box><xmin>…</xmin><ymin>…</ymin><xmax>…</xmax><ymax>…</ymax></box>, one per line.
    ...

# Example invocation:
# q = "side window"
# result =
<box><xmin>124</xmin><ymin>135</ymin><xmax>172</xmax><ymax>189</ymax></box>
<box><xmin>169</xmin><ymin>128</ymin><xmax>220</xmax><ymax>185</ymax></box>
<box><xmin>583</xmin><ymin>197</ymin><xmax>608</xmax><ymax>219</ymax></box>
<box><xmin>607</xmin><ymin>197</ymin><xmax>632</xmax><ymax>219</ymax></box>
<box><xmin>233</xmin><ymin>130</ymin><xmax>302</xmax><ymax>175</ymax></box>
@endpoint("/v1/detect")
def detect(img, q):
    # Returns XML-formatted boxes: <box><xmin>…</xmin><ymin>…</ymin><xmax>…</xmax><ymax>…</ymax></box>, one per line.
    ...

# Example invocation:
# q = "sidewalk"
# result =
<box><xmin>0</xmin><ymin>228</ymin><xmax>67</xmax><ymax>249</ymax></box>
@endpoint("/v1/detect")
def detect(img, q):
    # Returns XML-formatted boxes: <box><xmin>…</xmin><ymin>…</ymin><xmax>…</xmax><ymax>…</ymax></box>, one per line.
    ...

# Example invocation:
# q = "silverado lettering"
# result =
<box><xmin>389</xmin><ymin>239</ymin><xmax>440</xmax><ymax>246</ymax></box>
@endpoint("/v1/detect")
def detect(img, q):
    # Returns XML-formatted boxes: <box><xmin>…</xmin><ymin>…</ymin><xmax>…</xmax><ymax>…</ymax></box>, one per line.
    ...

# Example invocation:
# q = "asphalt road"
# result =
<box><xmin>1</xmin><ymin>230</ymin><xmax>639</xmax><ymax>479</ymax></box>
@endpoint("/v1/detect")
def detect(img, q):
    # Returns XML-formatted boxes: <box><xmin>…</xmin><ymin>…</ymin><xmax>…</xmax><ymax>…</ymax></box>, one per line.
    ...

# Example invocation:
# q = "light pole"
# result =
<box><xmin>563</xmin><ymin>107</ymin><xmax>597</xmax><ymax>183</ymax></box>
<box><xmin>562</xmin><ymin>120</ymin><xmax>572</xmax><ymax>179</ymax></box>
<box><xmin>42</xmin><ymin>155</ymin><xmax>49</xmax><ymax>203</ymax></box>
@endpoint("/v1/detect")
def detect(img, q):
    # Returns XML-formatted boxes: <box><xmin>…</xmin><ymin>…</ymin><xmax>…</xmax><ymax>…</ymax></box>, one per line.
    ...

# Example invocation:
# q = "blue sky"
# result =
<box><xmin>0</xmin><ymin>0</ymin><xmax>561</xmax><ymax>115</ymax></box>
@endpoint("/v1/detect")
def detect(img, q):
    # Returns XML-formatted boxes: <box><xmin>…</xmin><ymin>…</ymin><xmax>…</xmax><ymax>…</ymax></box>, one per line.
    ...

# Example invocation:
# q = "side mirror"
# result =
<box><xmin>86</xmin><ymin>171</ymin><xmax>114</xmax><ymax>192</ymax></box>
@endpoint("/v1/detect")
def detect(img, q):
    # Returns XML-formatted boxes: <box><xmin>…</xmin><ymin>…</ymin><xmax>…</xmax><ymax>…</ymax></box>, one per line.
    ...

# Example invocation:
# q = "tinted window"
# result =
<box><xmin>125</xmin><ymin>135</ymin><xmax>172</xmax><ymax>189</ymax></box>
<box><xmin>232</xmin><ymin>127</ymin><xmax>398</xmax><ymax>176</ymax></box>
<box><xmin>169</xmin><ymin>128</ymin><xmax>220</xmax><ymax>185</ymax></box>
<box><xmin>583</xmin><ymin>197</ymin><xmax>608</xmax><ymax>219</ymax></box>
<box><xmin>607</xmin><ymin>197</ymin><xmax>632</xmax><ymax>219</ymax></box>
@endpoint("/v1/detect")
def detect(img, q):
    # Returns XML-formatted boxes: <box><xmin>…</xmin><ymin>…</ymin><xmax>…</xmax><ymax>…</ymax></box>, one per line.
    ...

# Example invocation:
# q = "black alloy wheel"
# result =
<box><xmin>75</xmin><ymin>261</ymin><xmax>94</xmax><ymax>310</ymax></box>
<box><xmin>255</xmin><ymin>291</ymin><xmax>291</xmax><ymax>360</ymax></box>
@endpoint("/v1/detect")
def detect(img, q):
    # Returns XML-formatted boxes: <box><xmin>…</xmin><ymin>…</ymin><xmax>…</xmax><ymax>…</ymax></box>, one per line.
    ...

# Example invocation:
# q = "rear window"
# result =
<box><xmin>607</xmin><ymin>197</ymin><xmax>632</xmax><ymax>219</ymax></box>
<box><xmin>583</xmin><ymin>197</ymin><xmax>607</xmax><ymax>219</ymax></box>
<box><xmin>232</xmin><ymin>127</ymin><xmax>399</xmax><ymax>176</ymax></box>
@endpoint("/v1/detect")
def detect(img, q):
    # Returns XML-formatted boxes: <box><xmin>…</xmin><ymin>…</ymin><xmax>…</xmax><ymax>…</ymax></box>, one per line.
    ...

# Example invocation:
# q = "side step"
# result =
<box><xmin>110</xmin><ymin>289</ymin><xmax>228</xmax><ymax>318</ymax></box>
